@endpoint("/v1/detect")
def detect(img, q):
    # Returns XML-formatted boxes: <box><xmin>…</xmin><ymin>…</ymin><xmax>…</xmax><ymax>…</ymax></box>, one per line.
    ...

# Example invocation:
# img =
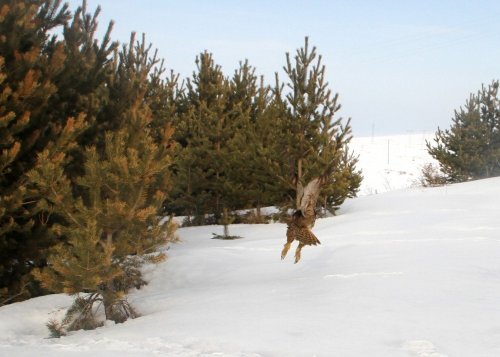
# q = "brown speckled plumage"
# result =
<box><xmin>281</xmin><ymin>210</ymin><xmax>321</xmax><ymax>263</ymax></box>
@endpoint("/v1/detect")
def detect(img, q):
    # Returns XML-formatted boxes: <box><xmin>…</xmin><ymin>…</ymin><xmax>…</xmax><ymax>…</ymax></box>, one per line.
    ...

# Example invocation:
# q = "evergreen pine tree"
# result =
<box><xmin>427</xmin><ymin>81</ymin><xmax>500</xmax><ymax>182</ymax></box>
<box><xmin>171</xmin><ymin>52</ymin><xmax>233</xmax><ymax>228</ymax></box>
<box><xmin>31</xmin><ymin>34</ymin><xmax>177</xmax><ymax>332</ymax></box>
<box><xmin>0</xmin><ymin>0</ymin><xmax>120</xmax><ymax>304</ymax></box>
<box><xmin>273</xmin><ymin>37</ymin><xmax>361</xmax><ymax>217</ymax></box>
<box><xmin>49</xmin><ymin>1</ymin><xmax>117</xmax><ymax>176</ymax></box>
<box><xmin>225</xmin><ymin>62</ymin><xmax>283</xmax><ymax>220</ymax></box>
<box><xmin>147</xmin><ymin>64</ymin><xmax>182</xmax><ymax>146</ymax></box>
<box><xmin>0</xmin><ymin>0</ymin><xmax>72</xmax><ymax>304</ymax></box>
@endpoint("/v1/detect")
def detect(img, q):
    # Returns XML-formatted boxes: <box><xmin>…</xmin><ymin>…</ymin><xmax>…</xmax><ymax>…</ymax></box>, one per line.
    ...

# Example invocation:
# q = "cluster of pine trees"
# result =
<box><xmin>169</xmin><ymin>41</ymin><xmax>362</xmax><ymax>230</ymax></box>
<box><xmin>0</xmin><ymin>0</ymin><xmax>178</xmax><ymax>317</ymax></box>
<box><xmin>427</xmin><ymin>81</ymin><xmax>500</xmax><ymax>183</ymax></box>
<box><xmin>0</xmin><ymin>0</ymin><xmax>361</xmax><ymax>330</ymax></box>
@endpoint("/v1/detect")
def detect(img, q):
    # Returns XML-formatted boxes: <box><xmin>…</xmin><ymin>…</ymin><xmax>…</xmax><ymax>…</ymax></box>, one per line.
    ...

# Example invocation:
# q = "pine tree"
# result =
<box><xmin>31</xmin><ymin>35</ymin><xmax>177</xmax><ymax>332</ymax></box>
<box><xmin>225</xmin><ymin>62</ymin><xmax>284</xmax><ymax>220</ymax></box>
<box><xmin>319</xmin><ymin>149</ymin><xmax>363</xmax><ymax>212</ymax></box>
<box><xmin>48</xmin><ymin>1</ymin><xmax>117</xmax><ymax>176</ymax></box>
<box><xmin>147</xmin><ymin>64</ymin><xmax>182</xmax><ymax>146</ymax></box>
<box><xmin>427</xmin><ymin>81</ymin><xmax>500</xmax><ymax>182</ymax></box>
<box><xmin>0</xmin><ymin>0</ymin><xmax>72</xmax><ymax>304</ymax></box>
<box><xmin>273</xmin><ymin>37</ymin><xmax>361</xmax><ymax>218</ymax></box>
<box><xmin>0</xmin><ymin>0</ymin><xmax>121</xmax><ymax>304</ymax></box>
<box><xmin>170</xmin><ymin>52</ymin><xmax>233</xmax><ymax>227</ymax></box>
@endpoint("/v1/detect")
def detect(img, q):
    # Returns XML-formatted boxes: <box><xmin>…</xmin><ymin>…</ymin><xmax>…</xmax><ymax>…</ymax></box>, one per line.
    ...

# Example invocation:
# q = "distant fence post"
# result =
<box><xmin>387</xmin><ymin>139</ymin><xmax>390</xmax><ymax>164</ymax></box>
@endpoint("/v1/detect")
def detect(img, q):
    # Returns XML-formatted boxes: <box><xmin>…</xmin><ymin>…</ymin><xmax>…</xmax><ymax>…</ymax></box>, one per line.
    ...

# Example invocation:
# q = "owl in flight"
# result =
<box><xmin>281</xmin><ymin>209</ymin><xmax>321</xmax><ymax>263</ymax></box>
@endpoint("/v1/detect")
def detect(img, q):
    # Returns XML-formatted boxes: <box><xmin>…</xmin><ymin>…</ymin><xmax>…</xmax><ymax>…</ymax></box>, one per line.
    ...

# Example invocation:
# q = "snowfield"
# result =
<box><xmin>1</xmin><ymin>134</ymin><xmax>500</xmax><ymax>357</ymax></box>
<box><xmin>350</xmin><ymin>132</ymin><xmax>436</xmax><ymax>196</ymax></box>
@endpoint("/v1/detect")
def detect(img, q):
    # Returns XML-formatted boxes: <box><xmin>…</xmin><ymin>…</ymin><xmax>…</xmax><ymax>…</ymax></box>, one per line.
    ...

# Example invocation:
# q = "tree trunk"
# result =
<box><xmin>256</xmin><ymin>204</ymin><xmax>262</xmax><ymax>222</ymax></box>
<box><xmin>103</xmin><ymin>232</ymin><xmax>117</xmax><ymax>321</ymax></box>
<box><xmin>223</xmin><ymin>207</ymin><xmax>230</xmax><ymax>237</ymax></box>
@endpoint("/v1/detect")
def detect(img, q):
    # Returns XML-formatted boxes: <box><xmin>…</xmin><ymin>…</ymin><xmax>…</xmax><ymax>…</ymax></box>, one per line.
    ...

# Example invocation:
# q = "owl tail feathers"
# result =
<box><xmin>305</xmin><ymin>230</ymin><xmax>321</xmax><ymax>246</ymax></box>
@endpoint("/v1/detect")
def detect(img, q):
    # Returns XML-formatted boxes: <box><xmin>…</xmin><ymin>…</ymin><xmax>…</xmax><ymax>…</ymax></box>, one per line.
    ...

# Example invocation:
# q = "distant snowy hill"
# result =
<box><xmin>2</xmin><ymin>134</ymin><xmax>500</xmax><ymax>357</ymax></box>
<box><xmin>351</xmin><ymin>132</ymin><xmax>436</xmax><ymax>195</ymax></box>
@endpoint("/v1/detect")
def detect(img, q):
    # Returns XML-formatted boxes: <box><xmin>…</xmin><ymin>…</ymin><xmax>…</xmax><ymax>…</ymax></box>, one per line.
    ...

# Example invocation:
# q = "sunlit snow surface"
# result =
<box><xmin>350</xmin><ymin>132</ymin><xmax>436</xmax><ymax>195</ymax></box>
<box><xmin>2</xmin><ymin>134</ymin><xmax>500</xmax><ymax>357</ymax></box>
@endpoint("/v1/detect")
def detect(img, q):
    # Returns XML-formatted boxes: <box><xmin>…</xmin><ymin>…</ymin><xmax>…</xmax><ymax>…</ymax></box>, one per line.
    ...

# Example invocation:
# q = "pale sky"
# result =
<box><xmin>67</xmin><ymin>0</ymin><xmax>500</xmax><ymax>136</ymax></box>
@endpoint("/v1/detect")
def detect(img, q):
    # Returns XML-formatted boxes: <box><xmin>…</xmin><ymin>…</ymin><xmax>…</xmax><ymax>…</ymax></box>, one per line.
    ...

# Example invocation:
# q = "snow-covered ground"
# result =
<box><xmin>2</xmin><ymin>134</ymin><xmax>500</xmax><ymax>357</ymax></box>
<box><xmin>350</xmin><ymin>132</ymin><xmax>436</xmax><ymax>195</ymax></box>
